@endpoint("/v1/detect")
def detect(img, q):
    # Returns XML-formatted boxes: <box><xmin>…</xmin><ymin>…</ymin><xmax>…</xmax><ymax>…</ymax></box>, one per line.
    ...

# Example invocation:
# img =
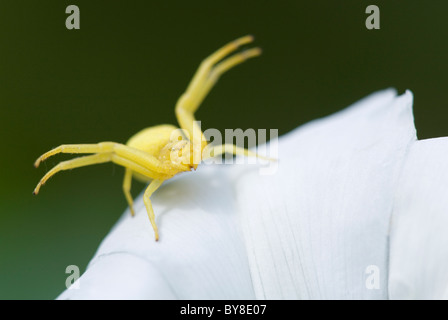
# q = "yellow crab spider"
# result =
<box><xmin>33</xmin><ymin>35</ymin><xmax>269</xmax><ymax>241</ymax></box>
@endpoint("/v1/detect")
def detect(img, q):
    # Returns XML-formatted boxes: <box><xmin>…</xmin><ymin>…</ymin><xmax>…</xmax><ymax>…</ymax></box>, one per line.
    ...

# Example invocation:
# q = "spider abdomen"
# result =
<box><xmin>126</xmin><ymin>124</ymin><xmax>179</xmax><ymax>156</ymax></box>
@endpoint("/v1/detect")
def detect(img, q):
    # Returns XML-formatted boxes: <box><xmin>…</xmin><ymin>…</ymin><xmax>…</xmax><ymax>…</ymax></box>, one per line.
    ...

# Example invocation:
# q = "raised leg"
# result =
<box><xmin>193</xmin><ymin>47</ymin><xmax>262</xmax><ymax>111</ymax></box>
<box><xmin>175</xmin><ymin>35</ymin><xmax>261</xmax><ymax>165</ymax></box>
<box><xmin>143</xmin><ymin>179</ymin><xmax>164</xmax><ymax>241</ymax></box>
<box><xmin>122</xmin><ymin>168</ymin><xmax>135</xmax><ymax>216</ymax></box>
<box><xmin>180</xmin><ymin>35</ymin><xmax>258</xmax><ymax>113</ymax></box>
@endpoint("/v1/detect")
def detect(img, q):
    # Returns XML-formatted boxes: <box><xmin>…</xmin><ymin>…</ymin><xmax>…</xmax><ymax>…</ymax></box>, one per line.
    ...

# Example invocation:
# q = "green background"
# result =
<box><xmin>1</xmin><ymin>1</ymin><xmax>447</xmax><ymax>299</ymax></box>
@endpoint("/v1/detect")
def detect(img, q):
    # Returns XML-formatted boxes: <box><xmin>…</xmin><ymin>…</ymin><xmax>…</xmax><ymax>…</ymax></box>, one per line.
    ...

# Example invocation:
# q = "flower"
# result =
<box><xmin>58</xmin><ymin>89</ymin><xmax>448</xmax><ymax>300</ymax></box>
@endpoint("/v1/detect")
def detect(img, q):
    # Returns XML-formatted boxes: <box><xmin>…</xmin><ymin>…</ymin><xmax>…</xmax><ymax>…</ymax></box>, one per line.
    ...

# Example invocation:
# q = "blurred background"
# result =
<box><xmin>1</xmin><ymin>0</ymin><xmax>447</xmax><ymax>299</ymax></box>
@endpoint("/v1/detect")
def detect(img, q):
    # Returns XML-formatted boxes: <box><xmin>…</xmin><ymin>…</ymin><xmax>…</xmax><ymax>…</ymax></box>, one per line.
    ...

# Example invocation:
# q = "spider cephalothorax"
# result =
<box><xmin>34</xmin><ymin>35</ymin><xmax>268</xmax><ymax>241</ymax></box>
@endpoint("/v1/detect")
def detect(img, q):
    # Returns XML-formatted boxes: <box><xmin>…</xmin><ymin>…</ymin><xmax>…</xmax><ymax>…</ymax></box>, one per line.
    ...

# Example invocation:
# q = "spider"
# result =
<box><xmin>33</xmin><ymin>35</ymin><xmax>268</xmax><ymax>241</ymax></box>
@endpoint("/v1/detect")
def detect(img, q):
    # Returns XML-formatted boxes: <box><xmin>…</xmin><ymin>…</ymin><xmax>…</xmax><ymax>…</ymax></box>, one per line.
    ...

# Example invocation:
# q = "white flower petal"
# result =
<box><xmin>389</xmin><ymin>138</ymin><xmax>448</xmax><ymax>299</ymax></box>
<box><xmin>233</xmin><ymin>89</ymin><xmax>417</xmax><ymax>299</ymax></box>
<box><xmin>58</xmin><ymin>254</ymin><xmax>177</xmax><ymax>300</ymax></box>
<box><xmin>58</xmin><ymin>167</ymin><xmax>255</xmax><ymax>300</ymax></box>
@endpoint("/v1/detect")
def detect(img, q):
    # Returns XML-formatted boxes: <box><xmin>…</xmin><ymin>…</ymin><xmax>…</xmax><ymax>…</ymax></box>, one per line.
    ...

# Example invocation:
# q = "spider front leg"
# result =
<box><xmin>33</xmin><ymin>151</ymin><xmax>163</xmax><ymax>195</ymax></box>
<box><xmin>175</xmin><ymin>35</ymin><xmax>262</xmax><ymax>166</ymax></box>
<box><xmin>180</xmin><ymin>35</ymin><xmax>260</xmax><ymax>111</ymax></box>
<box><xmin>34</xmin><ymin>142</ymin><xmax>182</xmax><ymax>177</ymax></box>
<box><xmin>33</xmin><ymin>153</ymin><xmax>113</xmax><ymax>195</ymax></box>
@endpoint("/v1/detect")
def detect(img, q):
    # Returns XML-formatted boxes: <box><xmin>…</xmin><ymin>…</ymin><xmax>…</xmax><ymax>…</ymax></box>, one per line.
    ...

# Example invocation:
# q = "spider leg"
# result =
<box><xmin>175</xmin><ymin>35</ymin><xmax>261</xmax><ymax>165</ymax></box>
<box><xmin>122</xmin><ymin>168</ymin><xmax>135</xmax><ymax>216</ymax></box>
<box><xmin>193</xmin><ymin>47</ymin><xmax>262</xmax><ymax>112</ymax></box>
<box><xmin>181</xmin><ymin>35</ymin><xmax>256</xmax><ymax>113</ymax></box>
<box><xmin>34</xmin><ymin>153</ymin><xmax>168</xmax><ymax>195</ymax></box>
<box><xmin>33</xmin><ymin>153</ymin><xmax>112</xmax><ymax>195</ymax></box>
<box><xmin>34</xmin><ymin>151</ymin><xmax>166</xmax><ymax>241</ymax></box>
<box><xmin>34</xmin><ymin>144</ymin><xmax>110</xmax><ymax>167</ymax></box>
<box><xmin>143</xmin><ymin>179</ymin><xmax>164</xmax><ymax>241</ymax></box>
<box><xmin>34</xmin><ymin>142</ymin><xmax>185</xmax><ymax>177</ymax></box>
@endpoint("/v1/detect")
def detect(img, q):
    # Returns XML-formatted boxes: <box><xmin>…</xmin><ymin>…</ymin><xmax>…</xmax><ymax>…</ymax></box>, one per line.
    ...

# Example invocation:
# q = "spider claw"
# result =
<box><xmin>34</xmin><ymin>157</ymin><xmax>42</xmax><ymax>168</ymax></box>
<box><xmin>33</xmin><ymin>183</ymin><xmax>42</xmax><ymax>195</ymax></box>
<box><xmin>235</xmin><ymin>35</ymin><xmax>254</xmax><ymax>46</ymax></box>
<box><xmin>240</xmin><ymin>47</ymin><xmax>262</xmax><ymax>60</ymax></box>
